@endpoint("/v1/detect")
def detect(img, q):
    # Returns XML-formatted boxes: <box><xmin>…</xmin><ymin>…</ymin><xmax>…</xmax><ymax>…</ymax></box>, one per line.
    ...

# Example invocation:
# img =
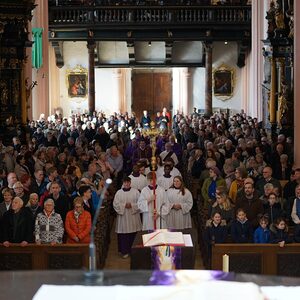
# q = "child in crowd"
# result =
<box><xmin>264</xmin><ymin>192</ymin><xmax>284</xmax><ymax>224</ymax></box>
<box><xmin>270</xmin><ymin>217</ymin><xmax>292</xmax><ymax>247</ymax></box>
<box><xmin>203</xmin><ymin>212</ymin><xmax>228</xmax><ymax>268</ymax></box>
<box><xmin>254</xmin><ymin>214</ymin><xmax>270</xmax><ymax>243</ymax></box>
<box><xmin>231</xmin><ymin>208</ymin><xmax>253</xmax><ymax>243</ymax></box>
<box><xmin>204</xmin><ymin>212</ymin><xmax>228</xmax><ymax>245</ymax></box>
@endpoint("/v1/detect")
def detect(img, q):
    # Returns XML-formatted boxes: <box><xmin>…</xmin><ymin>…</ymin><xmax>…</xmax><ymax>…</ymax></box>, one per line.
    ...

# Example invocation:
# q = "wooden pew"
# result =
<box><xmin>0</xmin><ymin>244</ymin><xmax>89</xmax><ymax>270</ymax></box>
<box><xmin>212</xmin><ymin>243</ymin><xmax>300</xmax><ymax>276</ymax></box>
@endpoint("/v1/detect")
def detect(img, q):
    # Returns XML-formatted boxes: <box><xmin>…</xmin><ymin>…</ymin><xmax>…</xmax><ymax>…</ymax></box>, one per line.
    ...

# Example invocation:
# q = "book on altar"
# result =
<box><xmin>142</xmin><ymin>230</ymin><xmax>185</xmax><ymax>247</ymax></box>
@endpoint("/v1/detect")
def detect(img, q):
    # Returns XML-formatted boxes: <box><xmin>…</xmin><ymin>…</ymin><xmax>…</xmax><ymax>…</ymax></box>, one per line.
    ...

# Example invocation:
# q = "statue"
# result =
<box><xmin>286</xmin><ymin>9</ymin><xmax>294</xmax><ymax>38</ymax></box>
<box><xmin>275</xmin><ymin>7</ymin><xmax>285</xmax><ymax>30</ymax></box>
<box><xmin>266</xmin><ymin>1</ymin><xmax>276</xmax><ymax>38</ymax></box>
<box><xmin>278</xmin><ymin>82</ymin><xmax>290</xmax><ymax>127</ymax></box>
<box><xmin>0</xmin><ymin>80</ymin><xmax>8</xmax><ymax>106</ymax></box>
<box><xmin>25</xmin><ymin>78</ymin><xmax>37</xmax><ymax>109</ymax></box>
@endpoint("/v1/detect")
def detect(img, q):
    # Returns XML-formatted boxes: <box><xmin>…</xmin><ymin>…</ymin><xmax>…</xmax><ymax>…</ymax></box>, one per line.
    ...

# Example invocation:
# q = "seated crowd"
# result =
<box><xmin>0</xmin><ymin>108</ymin><xmax>299</xmax><ymax>262</ymax></box>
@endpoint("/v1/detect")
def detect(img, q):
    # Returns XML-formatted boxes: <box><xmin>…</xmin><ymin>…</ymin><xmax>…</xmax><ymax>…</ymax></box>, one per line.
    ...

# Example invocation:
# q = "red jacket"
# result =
<box><xmin>65</xmin><ymin>210</ymin><xmax>91</xmax><ymax>244</ymax></box>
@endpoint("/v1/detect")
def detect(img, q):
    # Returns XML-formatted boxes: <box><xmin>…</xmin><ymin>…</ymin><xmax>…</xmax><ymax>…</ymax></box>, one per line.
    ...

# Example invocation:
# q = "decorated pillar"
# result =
<box><xmin>269</xmin><ymin>58</ymin><xmax>277</xmax><ymax>125</ymax></box>
<box><xmin>87</xmin><ymin>40</ymin><xmax>96</xmax><ymax>115</ymax></box>
<box><xmin>204</xmin><ymin>42</ymin><xmax>213</xmax><ymax>116</ymax></box>
<box><xmin>0</xmin><ymin>1</ymin><xmax>35</xmax><ymax>127</ymax></box>
<box><xmin>294</xmin><ymin>0</ymin><xmax>300</xmax><ymax>167</ymax></box>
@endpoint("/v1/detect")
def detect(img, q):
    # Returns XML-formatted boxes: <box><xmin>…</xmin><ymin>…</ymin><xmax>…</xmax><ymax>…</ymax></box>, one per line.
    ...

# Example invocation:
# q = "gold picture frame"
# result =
<box><xmin>213</xmin><ymin>64</ymin><xmax>235</xmax><ymax>100</ymax></box>
<box><xmin>66</xmin><ymin>65</ymin><xmax>88</xmax><ymax>98</ymax></box>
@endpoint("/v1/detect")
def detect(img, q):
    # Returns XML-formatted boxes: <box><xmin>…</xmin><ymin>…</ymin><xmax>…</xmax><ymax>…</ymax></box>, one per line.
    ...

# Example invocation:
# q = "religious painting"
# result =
<box><xmin>213</xmin><ymin>64</ymin><xmax>235</xmax><ymax>100</ymax></box>
<box><xmin>66</xmin><ymin>65</ymin><xmax>88</xmax><ymax>98</ymax></box>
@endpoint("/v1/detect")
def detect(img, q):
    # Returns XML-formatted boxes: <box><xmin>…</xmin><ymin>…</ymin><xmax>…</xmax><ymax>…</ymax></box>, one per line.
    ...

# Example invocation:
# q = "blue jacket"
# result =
<box><xmin>254</xmin><ymin>226</ymin><xmax>270</xmax><ymax>243</ymax></box>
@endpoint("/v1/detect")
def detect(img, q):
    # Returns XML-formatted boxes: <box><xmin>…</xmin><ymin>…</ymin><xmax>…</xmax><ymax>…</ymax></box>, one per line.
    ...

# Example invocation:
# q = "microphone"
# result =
<box><xmin>84</xmin><ymin>178</ymin><xmax>112</xmax><ymax>283</ymax></box>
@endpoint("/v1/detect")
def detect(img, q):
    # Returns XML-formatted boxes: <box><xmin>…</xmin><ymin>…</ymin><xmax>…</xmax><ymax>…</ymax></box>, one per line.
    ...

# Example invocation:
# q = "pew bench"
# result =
<box><xmin>0</xmin><ymin>244</ymin><xmax>89</xmax><ymax>270</ymax></box>
<box><xmin>212</xmin><ymin>243</ymin><xmax>300</xmax><ymax>276</ymax></box>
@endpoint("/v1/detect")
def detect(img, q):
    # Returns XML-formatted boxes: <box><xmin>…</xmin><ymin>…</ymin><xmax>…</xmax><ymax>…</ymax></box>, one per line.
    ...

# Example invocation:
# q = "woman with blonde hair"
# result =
<box><xmin>65</xmin><ymin>197</ymin><xmax>91</xmax><ymax>244</ymax></box>
<box><xmin>211</xmin><ymin>189</ymin><xmax>234</xmax><ymax>226</ymax></box>
<box><xmin>229</xmin><ymin>167</ymin><xmax>248</xmax><ymax>203</ymax></box>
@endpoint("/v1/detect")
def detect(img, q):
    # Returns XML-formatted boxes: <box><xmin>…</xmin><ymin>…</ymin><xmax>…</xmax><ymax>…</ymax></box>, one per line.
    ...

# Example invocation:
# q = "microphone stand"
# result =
<box><xmin>84</xmin><ymin>178</ymin><xmax>112</xmax><ymax>284</ymax></box>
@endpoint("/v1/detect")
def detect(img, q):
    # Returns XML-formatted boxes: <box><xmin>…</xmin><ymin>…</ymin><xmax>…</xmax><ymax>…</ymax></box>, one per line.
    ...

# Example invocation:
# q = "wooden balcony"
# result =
<box><xmin>49</xmin><ymin>4</ymin><xmax>251</xmax><ymax>41</ymax></box>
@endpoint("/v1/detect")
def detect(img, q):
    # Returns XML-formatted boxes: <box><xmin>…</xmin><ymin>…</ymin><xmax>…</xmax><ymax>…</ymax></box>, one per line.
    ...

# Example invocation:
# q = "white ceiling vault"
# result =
<box><xmin>96</xmin><ymin>41</ymin><xmax>204</xmax><ymax>65</ymax></box>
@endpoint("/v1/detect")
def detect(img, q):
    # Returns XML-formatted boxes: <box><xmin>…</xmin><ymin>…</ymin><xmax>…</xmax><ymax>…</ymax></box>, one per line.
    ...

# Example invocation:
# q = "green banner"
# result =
<box><xmin>32</xmin><ymin>27</ymin><xmax>43</xmax><ymax>69</ymax></box>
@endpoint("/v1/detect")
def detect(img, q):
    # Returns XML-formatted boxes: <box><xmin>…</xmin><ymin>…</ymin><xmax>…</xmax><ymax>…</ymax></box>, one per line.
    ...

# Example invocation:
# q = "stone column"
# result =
<box><xmin>204</xmin><ymin>42</ymin><xmax>212</xmax><ymax>116</ymax></box>
<box><xmin>248</xmin><ymin>0</ymin><xmax>265</xmax><ymax>120</ymax></box>
<box><xmin>294</xmin><ymin>1</ymin><xmax>300</xmax><ymax>167</ymax></box>
<box><xmin>112</xmin><ymin>69</ymin><xmax>126</xmax><ymax>113</ymax></box>
<box><xmin>180</xmin><ymin>68</ymin><xmax>191</xmax><ymax>115</ymax></box>
<box><xmin>87</xmin><ymin>41</ymin><xmax>96</xmax><ymax>115</ymax></box>
<box><xmin>31</xmin><ymin>0</ymin><xmax>49</xmax><ymax>119</ymax></box>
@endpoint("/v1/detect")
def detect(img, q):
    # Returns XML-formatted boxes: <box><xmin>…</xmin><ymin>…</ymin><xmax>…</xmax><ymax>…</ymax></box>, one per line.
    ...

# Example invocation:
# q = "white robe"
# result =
<box><xmin>157</xmin><ymin>167</ymin><xmax>182</xmax><ymax>178</ymax></box>
<box><xmin>138</xmin><ymin>185</ymin><xmax>170</xmax><ymax>230</ymax></box>
<box><xmin>157</xmin><ymin>175</ymin><xmax>174</xmax><ymax>191</ymax></box>
<box><xmin>145</xmin><ymin>165</ymin><xmax>164</xmax><ymax>176</ymax></box>
<box><xmin>129</xmin><ymin>174</ymin><xmax>148</xmax><ymax>192</ymax></box>
<box><xmin>166</xmin><ymin>188</ymin><xmax>193</xmax><ymax>230</ymax></box>
<box><xmin>113</xmin><ymin>188</ymin><xmax>142</xmax><ymax>233</ymax></box>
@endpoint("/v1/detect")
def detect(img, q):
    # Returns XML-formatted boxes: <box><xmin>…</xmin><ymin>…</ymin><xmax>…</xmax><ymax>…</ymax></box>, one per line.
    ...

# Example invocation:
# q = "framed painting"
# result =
<box><xmin>213</xmin><ymin>64</ymin><xmax>235</xmax><ymax>100</ymax></box>
<box><xmin>66</xmin><ymin>65</ymin><xmax>88</xmax><ymax>98</ymax></box>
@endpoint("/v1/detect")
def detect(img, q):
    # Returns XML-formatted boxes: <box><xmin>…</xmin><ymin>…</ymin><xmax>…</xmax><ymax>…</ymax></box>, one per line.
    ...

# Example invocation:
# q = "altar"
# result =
<box><xmin>1</xmin><ymin>269</ymin><xmax>300</xmax><ymax>300</ymax></box>
<box><xmin>130</xmin><ymin>229</ymin><xmax>196</xmax><ymax>270</ymax></box>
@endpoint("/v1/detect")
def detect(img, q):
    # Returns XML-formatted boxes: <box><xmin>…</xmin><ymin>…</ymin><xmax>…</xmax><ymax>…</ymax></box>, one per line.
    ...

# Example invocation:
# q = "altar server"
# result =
<box><xmin>138</xmin><ymin>172</ymin><xmax>170</xmax><ymax>230</ymax></box>
<box><xmin>113</xmin><ymin>177</ymin><xmax>142</xmax><ymax>258</ymax></box>
<box><xmin>157</xmin><ymin>164</ymin><xmax>174</xmax><ymax>191</ymax></box>
<box><xmin>166</xmin><ymin>176</ymin><xmax>193</xmax><ymax>229</ymax></box>
<box><xmin>129</xmin><ymin>164</ymin><xmax>147</xmax><ymax>192</ymax></box>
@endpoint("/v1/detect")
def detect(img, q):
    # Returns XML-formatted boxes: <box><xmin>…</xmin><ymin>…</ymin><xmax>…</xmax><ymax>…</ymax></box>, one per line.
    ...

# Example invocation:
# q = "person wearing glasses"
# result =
<box><xmin>65</xmin><ymin>197</ymin><xmax>91</xmax><ymax>244</ymax></box>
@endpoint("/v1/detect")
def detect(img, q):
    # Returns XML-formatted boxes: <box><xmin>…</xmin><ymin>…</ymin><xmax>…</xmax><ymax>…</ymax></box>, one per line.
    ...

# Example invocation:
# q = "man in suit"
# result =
<box><xmin>79</xmin><ymin>184</ymin><xmax>95</xmax><ymax>219</ymax></box>
<box><xmin>1</xmin><ymin>197</ymin><xmax>33</xmax><ymax>245</ymax></box>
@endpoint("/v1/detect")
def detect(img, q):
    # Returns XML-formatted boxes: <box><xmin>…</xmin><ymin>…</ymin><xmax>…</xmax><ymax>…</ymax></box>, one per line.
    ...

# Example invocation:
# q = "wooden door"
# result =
<box><xmin>132</xmin><ymin>71</ymin><xmax>172</xmax><ymax>121</ymax></box>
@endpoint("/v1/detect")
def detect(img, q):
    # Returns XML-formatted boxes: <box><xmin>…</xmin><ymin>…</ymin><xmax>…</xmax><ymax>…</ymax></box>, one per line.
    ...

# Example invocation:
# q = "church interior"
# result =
<box><xmin>1</xmin><ymin>0</ymin><xmax>300</xmax><ymax>298</ymax></box>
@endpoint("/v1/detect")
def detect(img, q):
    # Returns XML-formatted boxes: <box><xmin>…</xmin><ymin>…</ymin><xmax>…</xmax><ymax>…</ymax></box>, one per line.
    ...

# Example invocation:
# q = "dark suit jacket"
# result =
<box><xmin>83</xmin><ymin>198</ymin><xmax>95</xmax><ymax>219</ymax></box>
<box><xmin>1</xmin><ymin>208</ymin><xmax>33</xmax><ymax>243</ymax></box>
<box><xmin>0</xmin><ymin>202</ymin><xmax>10</xmax><ymax>219</ymax></box>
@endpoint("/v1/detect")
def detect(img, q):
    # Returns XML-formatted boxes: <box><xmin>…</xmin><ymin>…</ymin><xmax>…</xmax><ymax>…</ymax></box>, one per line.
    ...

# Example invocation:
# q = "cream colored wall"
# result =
<box><xmin>51</xmin><ymin>41</ymin><xmax>244</xmax><ymax>117</ymax></box>
<box><xmin>51</xmin><ymin>41</ymin><xmax>132</xmax><ymax>117</ymax></box>
<box><xmin>189</xmin><ymin>42</ymin><xmax>243</xmax><ymax>114</ymax></box>
<box><xmin>212</xmin><ymin>41</ymin><xmax>242</xmax><ymax>113</ymax></box>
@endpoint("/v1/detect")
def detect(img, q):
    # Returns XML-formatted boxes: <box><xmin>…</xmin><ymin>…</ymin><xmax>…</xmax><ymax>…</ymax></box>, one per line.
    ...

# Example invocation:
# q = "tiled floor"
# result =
<box><xmin>103</xmin><ymin>220</ymin><xmax>205</xmax><ymax>270</ymax></box>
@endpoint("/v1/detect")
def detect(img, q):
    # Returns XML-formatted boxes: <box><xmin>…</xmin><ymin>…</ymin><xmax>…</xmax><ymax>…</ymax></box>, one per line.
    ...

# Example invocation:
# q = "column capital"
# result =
<box><xmin>87</xmin><ymin>40</ymin><xmax>96</xmax><ymax>51</ymax></box>
<box><xmin>203</xmin><ymin>41</ymin><xmax>213</xmax><ymax>52</ymax></box>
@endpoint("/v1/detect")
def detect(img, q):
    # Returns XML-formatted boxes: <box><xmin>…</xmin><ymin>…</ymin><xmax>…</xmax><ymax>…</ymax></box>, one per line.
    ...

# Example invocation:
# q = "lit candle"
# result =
<box><xmin>222</xmin><ymin>254</ymin><xmax>229</xmax><ymax>272</ymax></box>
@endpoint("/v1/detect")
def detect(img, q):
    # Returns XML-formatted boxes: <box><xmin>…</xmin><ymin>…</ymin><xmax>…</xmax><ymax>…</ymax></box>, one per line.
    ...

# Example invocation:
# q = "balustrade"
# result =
<box><xmin>49</xmin><ymin>5</ymin><xmax>251</xmax><ymax>26</ymax></box>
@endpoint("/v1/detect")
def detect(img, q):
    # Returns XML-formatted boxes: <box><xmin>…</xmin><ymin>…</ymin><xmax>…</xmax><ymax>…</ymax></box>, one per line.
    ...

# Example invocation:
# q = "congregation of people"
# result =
<box><xmin>0</xmin><ymin>107</ymin><xmax>300</xmax><ymax>262</ymax></box>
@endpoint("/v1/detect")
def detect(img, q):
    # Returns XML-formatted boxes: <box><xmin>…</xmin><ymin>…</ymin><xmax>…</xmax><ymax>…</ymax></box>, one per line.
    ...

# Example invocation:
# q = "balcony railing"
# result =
<box><xmin>49</xmin><ymin>5</ymin><xmax>251</xmax><ymax>27</ymax></box>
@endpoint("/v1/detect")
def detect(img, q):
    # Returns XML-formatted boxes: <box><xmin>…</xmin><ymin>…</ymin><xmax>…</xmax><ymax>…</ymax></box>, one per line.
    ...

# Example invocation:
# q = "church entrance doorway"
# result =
<box><xmin>131</xmin><ymin>70</ymin><xmax>172</xmax><ymax>122</ymax></box>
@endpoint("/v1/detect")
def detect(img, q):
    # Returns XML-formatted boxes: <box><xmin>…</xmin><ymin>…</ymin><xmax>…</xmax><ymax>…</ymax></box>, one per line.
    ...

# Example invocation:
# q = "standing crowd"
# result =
<box><xmin>0</xmin><ymin>108</ymin><xmax>299</xmax><ymax>262</ymax></box>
